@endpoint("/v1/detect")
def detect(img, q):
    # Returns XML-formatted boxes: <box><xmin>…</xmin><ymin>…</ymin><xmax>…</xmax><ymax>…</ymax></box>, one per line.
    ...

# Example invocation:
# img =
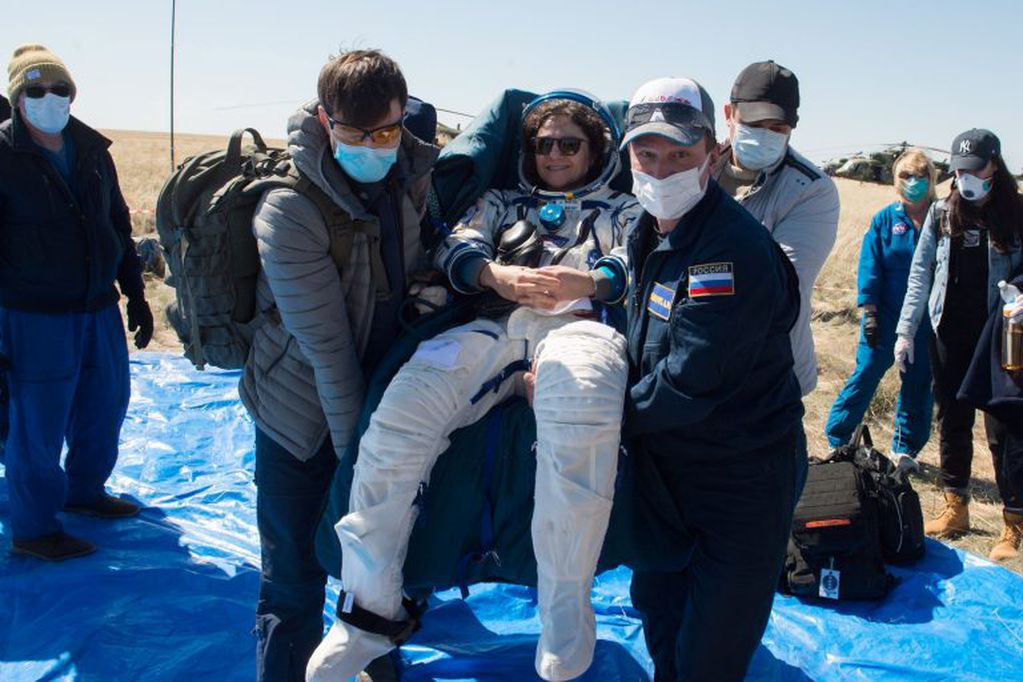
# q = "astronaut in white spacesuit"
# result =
<box><xmin>307</xmin><ymin>91</ymin><xmax>640</xmax><ymax>682</ymax></box>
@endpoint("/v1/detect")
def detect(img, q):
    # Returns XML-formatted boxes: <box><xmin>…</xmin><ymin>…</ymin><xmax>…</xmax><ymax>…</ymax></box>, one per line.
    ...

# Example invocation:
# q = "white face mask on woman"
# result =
<box><xmin>631</xmin><ymin>156</ymin><xmax>711</xmax><ymax>220</ymax></box>
<box><xmin>957</xmin><ymin>172</ymin><xmax>993</xmax><ymax>202</ymax></box>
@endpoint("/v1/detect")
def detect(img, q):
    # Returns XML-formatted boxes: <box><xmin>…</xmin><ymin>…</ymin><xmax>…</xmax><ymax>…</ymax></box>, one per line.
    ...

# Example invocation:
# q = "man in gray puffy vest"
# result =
<box><xmin>238</xmin><ymin>49</ymin><xmax>438</xmax><ymax>682</ymax></box>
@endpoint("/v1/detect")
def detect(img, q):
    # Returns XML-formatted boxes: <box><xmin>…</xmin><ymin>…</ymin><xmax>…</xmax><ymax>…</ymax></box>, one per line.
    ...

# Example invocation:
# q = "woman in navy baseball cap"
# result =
<box><xmin>895</xmin><ymin>128</ymin><xmax>1023</xmax><ymax>560</ymax></box>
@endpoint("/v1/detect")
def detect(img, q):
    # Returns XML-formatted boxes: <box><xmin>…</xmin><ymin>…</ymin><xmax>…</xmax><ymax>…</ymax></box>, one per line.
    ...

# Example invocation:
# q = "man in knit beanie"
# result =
<box><xmin>7</xmin><ymin>43</ymin><xmax>77</xmax><ymax>106</ymax></box>
<box><xmin>0</xmin><ymin>43</ymin><xmax>153</xmax><ymax>561</ymax></box>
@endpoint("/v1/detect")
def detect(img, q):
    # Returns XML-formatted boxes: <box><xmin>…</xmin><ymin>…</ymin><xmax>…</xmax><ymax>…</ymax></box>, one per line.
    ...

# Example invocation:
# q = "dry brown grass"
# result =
<box><xmin>105</xmin><ymin>130</ymin><xmax>1021</xmax><ymax>573</ymax></box>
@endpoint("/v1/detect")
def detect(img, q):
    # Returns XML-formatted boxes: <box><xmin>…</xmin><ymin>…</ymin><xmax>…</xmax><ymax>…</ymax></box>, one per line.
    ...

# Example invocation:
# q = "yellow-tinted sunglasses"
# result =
<box><xmin>327</xmin><ymin>115</ymin><xmax>403</xmax><ymax>146</ymax></box>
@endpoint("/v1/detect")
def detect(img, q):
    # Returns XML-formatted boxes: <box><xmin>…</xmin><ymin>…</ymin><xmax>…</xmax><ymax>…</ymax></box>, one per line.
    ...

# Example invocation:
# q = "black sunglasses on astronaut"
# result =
<box><xmin>530</xmin><ymin>136</ymin><xmax>586</xmax><ymax>156</ymax></box>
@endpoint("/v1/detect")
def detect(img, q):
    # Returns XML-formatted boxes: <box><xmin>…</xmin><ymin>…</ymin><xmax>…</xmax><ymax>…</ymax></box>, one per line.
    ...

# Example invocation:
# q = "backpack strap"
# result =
<box><xmin>289</xmin><ymin>171</ymin><xmax>391</xmax><ymax>300</ymax></box>
<box><xmin>249</xmin><ymin>160</ymin><xmax>392</xmax><ymax>299</ymax></box>
<box><xmin>851</xmin><ymin>423</ymin><xmax>873</xmax><ymax>449</ymax></box>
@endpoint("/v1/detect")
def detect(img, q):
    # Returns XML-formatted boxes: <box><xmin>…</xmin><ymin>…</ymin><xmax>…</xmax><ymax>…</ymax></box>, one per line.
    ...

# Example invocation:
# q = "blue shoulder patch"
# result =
<box><xmin>647</xmin><ymin>282</ymin><xmax>675</xmax><ymax>321</ymax></box>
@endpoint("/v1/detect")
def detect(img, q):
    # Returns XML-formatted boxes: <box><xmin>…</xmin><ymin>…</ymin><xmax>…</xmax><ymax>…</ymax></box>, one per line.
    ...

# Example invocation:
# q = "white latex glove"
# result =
<box><xmin>894</xmin><ymin>335</ymin><xmax>914</xmax><ymax>373</ymax></box>
<box><xmin>409</xmin><ymin>283</ymin><xmax>449</xmax><ymax>315</ymax></box>
<box><xmin>895</xmin><ymin>453</ymin><xmax>920</xmax><ymax>480</ymax></box>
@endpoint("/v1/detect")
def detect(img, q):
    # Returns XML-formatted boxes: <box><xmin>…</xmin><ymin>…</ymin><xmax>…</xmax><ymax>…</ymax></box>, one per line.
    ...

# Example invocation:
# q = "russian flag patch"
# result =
<box><xmin>688</xmin><ymin>262</ymin><xmax>735</xmax><ymax>297</ymax></box>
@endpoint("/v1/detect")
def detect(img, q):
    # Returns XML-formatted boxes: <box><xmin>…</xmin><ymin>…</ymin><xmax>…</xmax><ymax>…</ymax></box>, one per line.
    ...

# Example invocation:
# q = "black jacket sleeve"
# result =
<box><xmin>108</xmin><ymin>152</ymin><xmax>145</xmax><ymax>301</ymax></box>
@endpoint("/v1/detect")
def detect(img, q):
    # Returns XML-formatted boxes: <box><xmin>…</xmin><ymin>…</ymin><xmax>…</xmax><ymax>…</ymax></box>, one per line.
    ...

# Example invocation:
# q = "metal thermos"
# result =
<box><xmin>1003</xmin><ymin>311</ymin><xmax>1023</xmax><ymax>371</ymax></box>
<box><xmin>1000</xmin><ymin>280</ymin><xmax>1023</xmax><ymax>372</ymax></box>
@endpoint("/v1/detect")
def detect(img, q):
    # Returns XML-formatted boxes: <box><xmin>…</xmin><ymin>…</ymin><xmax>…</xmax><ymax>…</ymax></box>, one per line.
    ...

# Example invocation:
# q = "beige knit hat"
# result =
<box><xmin>7</xmin><ymin>44</ymin><xmax>77</xmax><ymax>103</ymax></box>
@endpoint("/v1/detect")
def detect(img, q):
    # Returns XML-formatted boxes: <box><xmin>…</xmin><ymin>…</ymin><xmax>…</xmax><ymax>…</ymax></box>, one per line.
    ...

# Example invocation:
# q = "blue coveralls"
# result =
<box><xmin>0</xmin><ymin>113</ymin><xmax>139</xmax><ymax>540</ymax></box>
<box><xmin>825</xmin><ymin>202</ymin><xmax>933</xmax><ymax>454</ymax></box>
<box><xmin>623</xmin><ymin>183</ymin><xmax>804</xmax><ymax>682</ymax></box>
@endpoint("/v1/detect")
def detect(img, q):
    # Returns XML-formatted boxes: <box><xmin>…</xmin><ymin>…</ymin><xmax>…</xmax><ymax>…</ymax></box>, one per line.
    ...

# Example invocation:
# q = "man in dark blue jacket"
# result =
<box><xmin>614</xmin><ymin>77</ymin><xmax>804</xmax><ymax>681</ymax></box>
<box><xmin>0</xmin><ymin>44</ymin><xmax>152</xmax><ymax>561</ymax></box>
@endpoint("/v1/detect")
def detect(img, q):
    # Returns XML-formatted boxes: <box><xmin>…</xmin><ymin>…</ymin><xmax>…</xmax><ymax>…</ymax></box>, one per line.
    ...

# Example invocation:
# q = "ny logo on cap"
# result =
<box><xmin>959</xmin><ymin>140</ymin><xmax>972</xmax><ymax>154</ymax></box>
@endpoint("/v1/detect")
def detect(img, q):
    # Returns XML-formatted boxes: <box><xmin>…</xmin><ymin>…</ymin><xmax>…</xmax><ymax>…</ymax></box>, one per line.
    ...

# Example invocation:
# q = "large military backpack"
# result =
<box><xmin>156</xmin><ymin>128</ymin><xmax>371</xmax><ymax>370</ymax></box>
<box><xmin>782</xmin><ymin>425</ymin><xmax>924</xmax><ymax>601</ymax></box>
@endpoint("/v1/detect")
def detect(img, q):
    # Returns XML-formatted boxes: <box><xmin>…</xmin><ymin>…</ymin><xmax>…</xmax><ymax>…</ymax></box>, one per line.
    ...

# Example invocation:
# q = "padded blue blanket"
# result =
<box><xmin>1</xmin><ymin>354</ymin><xmax>1021</xmax><ymax>681</ymax></box>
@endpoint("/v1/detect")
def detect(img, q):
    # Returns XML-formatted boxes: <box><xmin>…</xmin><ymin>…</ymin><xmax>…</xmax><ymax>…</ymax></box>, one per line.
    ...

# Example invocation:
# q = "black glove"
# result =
<box><xmin>863</xmin><ymin>310</ymin><xmax>879</xmax><ymax>348</ymax></box>
<box><xmin>126</xmin><ymin>297</ymin><xmax>154</xmax><ymax>350</ymax></box>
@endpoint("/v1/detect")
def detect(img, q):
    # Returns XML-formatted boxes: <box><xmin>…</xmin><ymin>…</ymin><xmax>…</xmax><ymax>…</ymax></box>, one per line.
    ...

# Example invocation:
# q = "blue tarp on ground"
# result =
<box><xmin>1</xmin><ymin>353</ymin><xmax>1022</xmax><ymax>681</ymax></box>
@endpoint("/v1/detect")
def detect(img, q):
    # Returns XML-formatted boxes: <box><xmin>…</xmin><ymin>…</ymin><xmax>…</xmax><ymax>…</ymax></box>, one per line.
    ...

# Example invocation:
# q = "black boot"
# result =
<box><xmin>64</xmin><ymin>493</ymin><xmax>140</xmax><ymax>518</ymax></box>
<box><xmin>12</xmin><ymin>532</ymin><xmax>96</xmax><ymax>561</ymax></box>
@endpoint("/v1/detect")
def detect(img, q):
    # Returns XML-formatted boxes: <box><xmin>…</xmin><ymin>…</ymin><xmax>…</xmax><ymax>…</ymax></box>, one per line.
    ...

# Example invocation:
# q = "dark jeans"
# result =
<box><xmin>254</xmin><ymin>428</ymin><xmax>337</xmax><ymax>682</ymax></box>
<box><xmin>630</xmin><ymin>434</ymin><xmax>797</xmax><ymax>681</ymax></box>
<box><xmin>1003</xmin><ymin>427</ymin><xmax>1023</xmax><ymax>512</ymax></box>
<box><xmin>931</xmin><ymin>327</ymin><xmax>1022</xmax><ymax>509</ymax></box>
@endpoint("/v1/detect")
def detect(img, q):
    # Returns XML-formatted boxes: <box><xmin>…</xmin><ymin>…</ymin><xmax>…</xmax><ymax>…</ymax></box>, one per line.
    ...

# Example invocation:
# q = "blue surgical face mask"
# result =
<box><xmin>732</xmin><ymin>124</ymin><xmax>789</xmax><ymax>171</ymax></box>
<box><xmin>899</xmin><ymin>176</ymin><xmax>930</xmax><ymax>203</ymax></box>
<box><xmin>957</xmin><ymin>172</ymin><xmax>993</xmax><ymax>202</ymax></box>
<box><xmin>333</xmin><ymin>140</ymin><xmax>398</xmax><ymax>184</ymax></box>
<box><xmin>23</xmin><ymin>92</ymin><xmax>70</xmax><ymax>134</ymax></box>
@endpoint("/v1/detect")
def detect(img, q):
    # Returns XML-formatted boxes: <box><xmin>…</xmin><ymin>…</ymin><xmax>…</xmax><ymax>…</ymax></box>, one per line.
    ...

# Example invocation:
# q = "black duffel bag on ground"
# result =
<box><xmin>782</xmin><ymin>424</ymin><xmax>924</xmax><ymax>601</ymax></box>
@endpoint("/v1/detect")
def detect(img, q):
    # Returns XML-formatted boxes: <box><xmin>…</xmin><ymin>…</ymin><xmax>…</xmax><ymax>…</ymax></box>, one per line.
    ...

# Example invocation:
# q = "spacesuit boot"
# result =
<box><xmin>306</xmin><ymin>619</ymin><xmax>396</xmax><ymax>682</ymax></box>
<box><xmin>306</xmin><ymin>495</ymin><xmax>415</xmax><ymax>681</ymax></box>
<box><xmin>528</xmin><ymin>321</ymin><xmax>628</xmax><ymax>681</ymax></box>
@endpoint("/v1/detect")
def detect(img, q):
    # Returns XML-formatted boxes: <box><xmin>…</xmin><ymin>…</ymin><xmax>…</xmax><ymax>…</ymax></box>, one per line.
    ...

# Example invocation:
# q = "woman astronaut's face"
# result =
<box><xmin>532</xmin><ymin>115</ymin><xmax>593</xmax><ymax>192</ymax></box>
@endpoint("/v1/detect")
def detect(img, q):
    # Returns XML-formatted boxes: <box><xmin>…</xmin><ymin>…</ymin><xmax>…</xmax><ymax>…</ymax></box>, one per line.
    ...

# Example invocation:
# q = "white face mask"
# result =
<box><xmin>23</xmin><ymin>93</ymin><xmax>71</xmax><ymax>134</ymax></box>
<box><xmin>631</xmin><ymin>156</ymin><xmax>711</xmax><ymax>220</ymax></box>
<box><xmin>731</xmin><ymin>124</ymin><xmax>788</xmax><ymax>171</ymax></box>
<box><xmin>957</xmin><ymin>172</ymin><xmax>993</xmax><ymax>202</ymax></box>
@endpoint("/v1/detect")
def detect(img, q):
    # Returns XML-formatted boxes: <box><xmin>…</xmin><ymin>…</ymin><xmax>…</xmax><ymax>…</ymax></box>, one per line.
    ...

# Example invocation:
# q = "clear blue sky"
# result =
<box><xmin>4</xmin><ymin>0</ymin><xmax>1022</xmax><ymax>168</ymax></box>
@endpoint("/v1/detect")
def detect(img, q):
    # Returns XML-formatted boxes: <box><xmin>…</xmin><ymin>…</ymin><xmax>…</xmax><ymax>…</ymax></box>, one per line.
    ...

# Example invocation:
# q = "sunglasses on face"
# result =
<box><xmin>24</xmin><ymin>83</ymin><xmax>72</xmax><ymax>99</ymax></box>
<box><xmin>326</xmin><ymin>114</ymin><xmax>403</xmax><ymax>146</ymax></box>
<box><xmin>531</xmin><ymin>136</ymin><xmax>585</xmax><ymax>156</ymax></box>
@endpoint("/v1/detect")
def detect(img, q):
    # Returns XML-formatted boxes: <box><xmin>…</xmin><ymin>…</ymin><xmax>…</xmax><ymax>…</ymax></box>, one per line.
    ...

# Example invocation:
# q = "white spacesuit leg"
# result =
<box><xmin>306</xmin><ymin>318</ymin><xmax>522</xmax><ymax>681</ymax></box>
<box><xmin>529</xmin><ymin>320</ymin><xmax>628</xmax><ymax>681</ymax></box>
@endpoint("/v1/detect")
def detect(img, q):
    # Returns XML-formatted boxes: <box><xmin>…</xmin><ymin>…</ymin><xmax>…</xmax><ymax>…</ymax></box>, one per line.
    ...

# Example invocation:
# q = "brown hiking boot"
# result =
<box><xmin>989</xmin><ymin>511</ymin><xmax>1023</xmax><ymax>562</ymax></box>
<box><xmin>64</xmin><ymin>493</ymin><xmax>140</xmax><ymax>519</ymax></box>
<box><xmin>12</xmin><ymin>532</ymin><xmax>96</xmax><ymax>561</ymax></box>
<box><xmin>924</xmin><ymin>491</ymin><xmax>970</xmax><ymax>538</ymax></box>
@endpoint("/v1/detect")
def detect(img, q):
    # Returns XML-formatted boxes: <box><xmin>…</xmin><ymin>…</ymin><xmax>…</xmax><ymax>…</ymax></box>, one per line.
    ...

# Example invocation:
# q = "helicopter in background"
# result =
<box><xmin>822</xmin><ymin>142</ymin><xmax>953</xmax><ymax>185</ymax></box>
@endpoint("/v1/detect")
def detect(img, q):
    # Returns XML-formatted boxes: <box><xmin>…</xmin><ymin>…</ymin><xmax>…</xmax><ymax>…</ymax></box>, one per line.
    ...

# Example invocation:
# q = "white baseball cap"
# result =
<box><xmin>620</xmin><ymin>77</ymin><xmax>716</xmax><ymax>149</ymax></box>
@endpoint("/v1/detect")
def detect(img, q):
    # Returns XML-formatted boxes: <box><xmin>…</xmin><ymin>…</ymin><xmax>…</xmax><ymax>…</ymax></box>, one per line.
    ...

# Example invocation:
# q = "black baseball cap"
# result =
<box><xmin>730</xmin><ymin>60</ymin><xmax>799</xmax><ymax>128</ymax></box>
<box><xmin>949</xmin><ymin>128</ymin><xmax>1000</xmax><ymax>172</ymax></box>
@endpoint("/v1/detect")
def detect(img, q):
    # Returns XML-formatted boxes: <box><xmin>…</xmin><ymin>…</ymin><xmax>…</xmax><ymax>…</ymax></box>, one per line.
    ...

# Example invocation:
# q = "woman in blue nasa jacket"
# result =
<box><xmin>825</xmin><ymin>149</ymin><xmax>937</xmax><ymax>468</ymax></box>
